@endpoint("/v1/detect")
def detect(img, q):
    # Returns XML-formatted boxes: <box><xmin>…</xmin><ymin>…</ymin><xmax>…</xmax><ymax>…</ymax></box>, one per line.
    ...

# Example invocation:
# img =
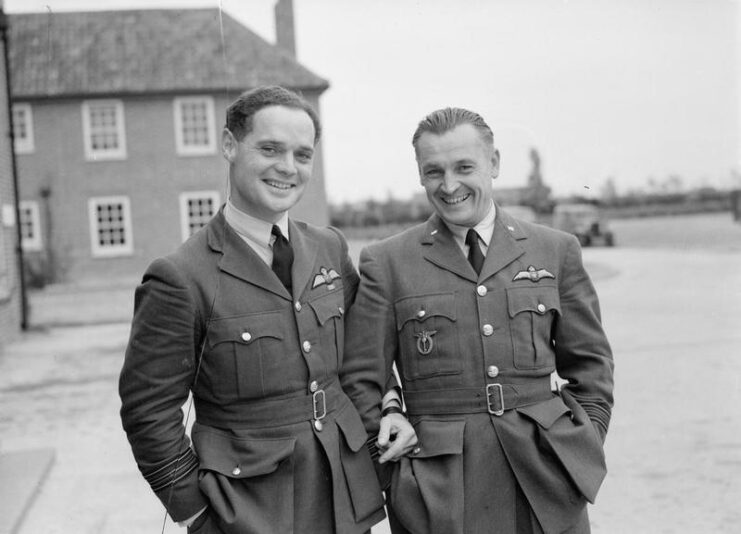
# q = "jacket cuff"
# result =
<box><xmin>143</xmin><ymin>449</ymin><xmax>208</xmax><ymax>522</ymax></box>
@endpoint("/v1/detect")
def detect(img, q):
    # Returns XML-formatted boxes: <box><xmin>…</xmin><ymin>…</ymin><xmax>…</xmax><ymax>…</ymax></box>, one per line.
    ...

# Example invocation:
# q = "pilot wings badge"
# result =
<box><xmin>312</xmin><ymin>266</ymin><xmax>341</xmax><ymax>290</ymax></box>
<box><xmin>513</xmin><ymin>265</ymin><xmax>555</xmax><ymax>283</ymax></box>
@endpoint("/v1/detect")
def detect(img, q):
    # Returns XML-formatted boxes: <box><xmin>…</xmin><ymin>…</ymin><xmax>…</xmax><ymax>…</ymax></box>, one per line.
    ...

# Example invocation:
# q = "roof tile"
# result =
<box><xmin>9</xmin><ymin>9</ymin><xmax>329</xmax><ymax>98</ymax></box>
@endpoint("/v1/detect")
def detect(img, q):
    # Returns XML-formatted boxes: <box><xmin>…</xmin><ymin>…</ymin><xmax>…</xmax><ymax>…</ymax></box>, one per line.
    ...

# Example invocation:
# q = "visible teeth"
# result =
<box><xmin>266</xmin><ymin>180</ymin><xmax>293</xmax><ymax>190</ymax></box>
<box><xmin>442</xmin><ymin>193</ymin><xmax>470</xmax><ymax>205</ymax></box>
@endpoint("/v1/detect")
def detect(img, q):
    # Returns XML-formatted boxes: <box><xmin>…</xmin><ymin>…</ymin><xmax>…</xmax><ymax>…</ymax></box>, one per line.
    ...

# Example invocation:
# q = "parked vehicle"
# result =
<box><xmin>552</xmin><ymin>203</ymin><xmax>615</xmax><ymax>247</ymax></box>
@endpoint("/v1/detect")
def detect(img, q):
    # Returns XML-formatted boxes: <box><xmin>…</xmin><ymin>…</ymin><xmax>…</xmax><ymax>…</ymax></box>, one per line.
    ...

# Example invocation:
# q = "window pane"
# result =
<box><xmin>180</xmin><ymin>100</ymin><xmax>211</xmax><ymax>147</ymax></box>
<box><xmin>96</xmin><ymin>203</ymin><xmax>127</xmax><ymax>246</ymax></box>
<box><xmin>13</xmin><ymin>108</ymin><xmax>28</xmax><ymax>140</ymax></box>
<box><xmin>187</xmin><ymin>196</ymin><xmax>215</xmax><ymax>235</ymax></box>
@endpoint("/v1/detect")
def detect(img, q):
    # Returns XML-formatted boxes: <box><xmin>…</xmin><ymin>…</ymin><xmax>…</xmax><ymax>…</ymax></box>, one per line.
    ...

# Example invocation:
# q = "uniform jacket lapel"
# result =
<box><xmin>288</xmin><ymin>219</ymin><xmax>318</xmax><ymax>298</ymax></box>
<box><xmin>421</xmin><ymin>210</ymin><xmax>528</xmax><ymax>283</ymax></box>
<box><xmin>479</xmin><ymin>208</ymin><xmax>527</xmax><ymax>281</ymax></box>
<box><xmin>206</xmin><ymin>211</ymin><xmax>291</xmax><ymax>299</ymax></box>
<box><xmin>421</xmin><ymin>214</ymin><xmax>477</xmax><ymax>283</ymax></box>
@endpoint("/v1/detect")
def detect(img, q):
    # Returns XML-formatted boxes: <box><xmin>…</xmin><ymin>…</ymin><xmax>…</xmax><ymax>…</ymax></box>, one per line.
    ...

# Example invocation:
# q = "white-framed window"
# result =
<box><xmin>174</xmin><ymin>96</ymin><xmax>217</xmax><ymax>156</ymax></box>
<box><xmin>12</xmin><ymin>103</ymin><xmax>35</xmax><ymax>154</ymax></box>
<box><xmin>19</xmin><ymin>201</ymin><xmax>42</xmax><ymax>251</ymax></box>
<box><xmin>179</xmin><ymin>191</ymin><xmax>220</xmax><ymax>241</ymax></box>
<box><xmin>82</xmin><ymin>100</ymin><xmax>127</xmax><ymax>160</ymax></box>
<box><xmin>88</xmin><ymin>196</ymin><xmax>133</xmax><ymax>257</ymax></box>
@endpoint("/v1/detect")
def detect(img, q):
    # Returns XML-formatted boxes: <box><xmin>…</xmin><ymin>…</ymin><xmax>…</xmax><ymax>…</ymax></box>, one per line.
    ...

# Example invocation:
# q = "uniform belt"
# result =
<box><xmin>404</xmin><ymin>377</ymin><xmax>554</xmax><ymax>417</ymax></box>
<box><xmin>195</xmin><ymin>378</ymin><xmax>346</xmax><ymax>428</ymax></box>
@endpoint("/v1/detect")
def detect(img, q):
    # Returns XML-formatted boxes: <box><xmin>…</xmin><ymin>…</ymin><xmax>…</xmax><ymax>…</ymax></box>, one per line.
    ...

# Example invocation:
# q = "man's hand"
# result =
<box><xmin>377</xmin><ymin>413</ymin><xmax>418</xmax><ymax>464</ymax></box>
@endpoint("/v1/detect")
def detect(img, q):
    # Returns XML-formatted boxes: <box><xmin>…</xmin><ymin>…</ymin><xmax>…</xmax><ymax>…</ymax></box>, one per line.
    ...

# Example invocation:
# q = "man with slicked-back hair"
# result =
<box><xmin>344</xmin><ymin>106</ymin><xmax>614</xmax><ymax>534</ymax></box>
<box><xmin>119</xmin><ymin>86</ymin><xmax>415</xmax><ymax>534</ymax></box>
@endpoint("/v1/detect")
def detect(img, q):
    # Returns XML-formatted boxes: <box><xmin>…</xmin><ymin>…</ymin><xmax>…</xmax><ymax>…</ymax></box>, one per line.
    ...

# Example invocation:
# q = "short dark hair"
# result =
<box><xmin>412</xmin><ymin>107</ymin><xmax>494</xmax><ymax>150</ymax></box>
<box><xmin>225</xmin><ymin>85</ymin><xmax>322</xmax><ymax>143</ymax></box>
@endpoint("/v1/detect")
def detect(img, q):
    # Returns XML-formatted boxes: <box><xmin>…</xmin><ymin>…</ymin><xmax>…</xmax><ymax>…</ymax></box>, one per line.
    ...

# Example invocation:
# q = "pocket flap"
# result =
<box><xmin>335</xmin><ymin>404</ymin><xmax>369</xmax><ymax>452</ymax></box>
<box><xmin>192</xmin><ymin>425</ymin><xmax>296</xmax><ymax>478</ymax></box>
<box><xmin>517</xmin><ymin>396</ymin><xmax>570</xmax><ymax>429</ymax></box>
<box><xmin>506</xmin><ymin>286</ymin><xmax>561</xmax><ymax>318</ymax></box>
<box><xmin>412</xmin><ymin>419</ymin><xmax>465</xmax><ymax>458</ymax></box>
<box><xmin>207</xmin><ymin>312</ymin><xmax>284</xmax><ymax>348</ymax></box>
<box><xmin>307</xmin><ymin>291</ymin><xmax>344</xmax><ymax>326</ymax></box>
<box><xmin>394</xmin><ymin>293</ymin><xmax>457</xmax><ymax>331</ymax></box>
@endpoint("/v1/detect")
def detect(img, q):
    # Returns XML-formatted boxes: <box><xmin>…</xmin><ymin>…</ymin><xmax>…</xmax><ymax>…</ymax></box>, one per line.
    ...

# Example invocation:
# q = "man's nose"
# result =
<box><xmin>275</xmin><ymin>154</ymin><xmax>297</xmax><ymax>175</ymax></box>
<box><xmin>440</xmin><ymin>174</ymin><xmax>459</xmax><ymax>194</ymax></box>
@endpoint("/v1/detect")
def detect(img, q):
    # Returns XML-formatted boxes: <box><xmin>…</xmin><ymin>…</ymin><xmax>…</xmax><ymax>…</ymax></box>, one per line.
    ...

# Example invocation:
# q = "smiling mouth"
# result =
<box><xmin>264</xmin><ymin>179</ymin><xmax>294</xmax><ymax>191</ymax></box>
<box><xmin>441</xmin><ymin>193</ymin><xmax>471</xmax><ymax>205</ymax></box>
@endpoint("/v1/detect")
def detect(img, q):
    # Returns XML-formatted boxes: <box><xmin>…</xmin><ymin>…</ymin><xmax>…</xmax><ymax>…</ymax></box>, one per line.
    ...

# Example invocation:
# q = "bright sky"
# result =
<box><xmin>5</xmin><ymin>0</ymin><xmax>740</xmax><ymax>203</ymax></box>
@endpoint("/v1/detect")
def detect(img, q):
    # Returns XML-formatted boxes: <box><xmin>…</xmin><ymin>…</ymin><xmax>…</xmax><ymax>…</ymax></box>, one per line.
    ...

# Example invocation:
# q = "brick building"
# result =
<box><xmin>0</xmin><ymin>2</ymin><xmax>23</xmax><ymax>345</ymax></box>
<box><xmin>9</xmin><ymin>4</ymin><xmax>329</xmax><ymax>284</ymax></box>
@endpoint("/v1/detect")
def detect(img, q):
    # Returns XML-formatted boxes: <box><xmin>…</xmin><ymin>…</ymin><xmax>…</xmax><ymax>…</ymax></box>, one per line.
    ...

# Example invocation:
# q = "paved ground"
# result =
<box><xmin>1</xmin><ymin>225</ymin><xmax>740</xmax><ymax>532</ymax></box>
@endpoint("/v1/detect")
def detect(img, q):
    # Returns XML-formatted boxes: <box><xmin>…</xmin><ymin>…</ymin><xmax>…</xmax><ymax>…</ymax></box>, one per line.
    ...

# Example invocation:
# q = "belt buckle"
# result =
<box><xmin>313</xmin><ymin>389</ymin><xmax>326</xmax><ymax>421</ymax></box>
<box><xmin>486</xmin><ymin>383</ymin><xmax>504</xmax><ymax>416</ymax></box>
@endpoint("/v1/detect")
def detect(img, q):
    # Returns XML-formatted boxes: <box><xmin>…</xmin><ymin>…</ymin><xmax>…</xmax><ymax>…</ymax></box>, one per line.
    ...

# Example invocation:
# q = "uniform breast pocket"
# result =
<box><xmin>307</xmin><ymin>287</ymin><xmax>345</xmax><ymax>372</ymax></box>
<box><xmin>394</xmin><ymin>293</ymin><xmax>461</xmax><ymax>381</ymax></box>
<box><xmin>506</xmin><ymin>286</ymin><xmax>561</xmax><ymax>369</ymax></box>
<box><xmin>205</xmin><ymin>312</ymin><xmax>284</xmax><ymax>399</ymax></box>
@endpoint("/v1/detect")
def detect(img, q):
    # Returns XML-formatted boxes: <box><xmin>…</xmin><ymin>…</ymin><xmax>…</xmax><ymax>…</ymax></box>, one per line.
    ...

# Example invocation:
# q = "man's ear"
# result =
<box><xmin>222</xmin><ymin>128</ymin><xmax>237</xmax><ymax>162</ymax></box>
<box><xmin>491</xmin><ymin>149</ymin><xmax>501</xmax><ymax>180</ymax></box>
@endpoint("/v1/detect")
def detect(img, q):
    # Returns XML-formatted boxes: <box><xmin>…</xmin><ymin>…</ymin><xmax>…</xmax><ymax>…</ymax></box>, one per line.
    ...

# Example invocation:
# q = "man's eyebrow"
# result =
<box><xmin>296</xmin><ymin>144</ymin><xmax>315</xmax><ymax>153</ymax></box>
<box><xmin>254</xmin><ymin>138</ymin><xmax>284</xmax><ymax>145</ymax></box>
<box><xmin>421</xmin><ymin>162</ymin><xmax>442</xmax><ymax>170</ymax></box>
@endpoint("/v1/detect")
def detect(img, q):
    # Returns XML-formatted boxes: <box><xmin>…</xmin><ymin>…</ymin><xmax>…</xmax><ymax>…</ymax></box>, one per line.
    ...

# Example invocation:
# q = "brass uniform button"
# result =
<box><xmin>482</xmin><ymin>324</ymin><xmax>494</xmax><ymax>336</ymax></box>
<box><xmin>232</xmin><ymin>466</ymin><xmax>241</xmax><ymax>476</ymax></box>
<box><xmin>537</xmin><ymin>303</ymin><xmax>546</xmax><ymax>313</ymax></box>
<box><xmin>294</xmin><ymin>301</ymin><xmax>302</xmax><ymax>312</ymax></box>
<box><xmin>487</xmin><ymin>365</ymin><xmax>499</xmax><ymax>378</ymax></box>
<box><xmin>302</xmin><ymin>341</ymin><xmax>312</xmax><ymax>353</ymax></box>
<box><xmin>240</xmin><ymin>332</ymin><xmax>252</xmax><ymax>342</ymax></box>
<box><xmin>314</xmin><ymin>420</ymin><xmax>324</xmax><ymax>432</ymax></box>
<box><xmin>309</xmin><ymin>380</ymin><xmax>319</xmax><ymax>393</ymax></box>
<box><xmin>416</xmin><ymin>310</ymin><xmax>426</xmax><ymax>319</ymax></box>
<box><xmin>477</xmin><ymin>285</ymin><xmax>487</xmax><ymax>297</ymax></box>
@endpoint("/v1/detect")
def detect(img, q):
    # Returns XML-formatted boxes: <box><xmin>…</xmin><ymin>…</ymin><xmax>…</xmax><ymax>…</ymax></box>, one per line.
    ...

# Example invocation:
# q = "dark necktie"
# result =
<box><xmin>271</xmin><ymin>225</ymin><xmax>293</xmax><ymax>292</ymax></box>
<box><xmin>466</xmin><ymin>228</ymin><xmax>485</xmax><ymax>275</ymax></box>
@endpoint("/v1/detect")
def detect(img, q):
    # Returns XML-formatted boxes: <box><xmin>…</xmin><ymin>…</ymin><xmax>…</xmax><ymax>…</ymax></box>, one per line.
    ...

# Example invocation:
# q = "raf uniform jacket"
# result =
<box><xmin>344</xmin><ymin>207</ymin><xmax>614</xmax><ymax>534</ymax></box>
<box><xmin>119</xmin><ymin>210</ymin><xmax>385</xmax><ymax>534</ymax></box>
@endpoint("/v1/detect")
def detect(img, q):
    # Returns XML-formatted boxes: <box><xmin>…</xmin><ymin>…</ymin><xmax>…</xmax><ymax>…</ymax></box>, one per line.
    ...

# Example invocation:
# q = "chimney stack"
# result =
<box><xmin>275</xmin><ymin>0</ymin><xmax>296</xmax><ymax>58</ymax></box>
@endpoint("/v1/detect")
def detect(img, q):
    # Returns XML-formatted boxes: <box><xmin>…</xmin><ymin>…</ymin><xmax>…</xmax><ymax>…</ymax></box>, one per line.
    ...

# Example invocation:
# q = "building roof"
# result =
<box><xmin>8</xmin><ymin>9</ymin><xmax>329</xmax><ymax>99</ymax></box>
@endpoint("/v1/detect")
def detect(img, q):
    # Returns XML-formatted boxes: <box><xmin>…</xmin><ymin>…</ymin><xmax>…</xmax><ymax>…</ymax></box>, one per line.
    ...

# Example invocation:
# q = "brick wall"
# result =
<box><xmin>15</xmin><ymin>88</ymin><xmax>329</xmax><ymax>285</ymax></box>
<box><xmin>0</xmin><ymin>15</ymin><xmax>22</xmax><ymax>348</ymax></box>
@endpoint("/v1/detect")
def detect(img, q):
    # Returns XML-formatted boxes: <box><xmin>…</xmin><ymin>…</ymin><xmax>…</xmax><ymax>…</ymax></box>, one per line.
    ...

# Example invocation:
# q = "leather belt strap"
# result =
<box><xmin>404</xmin><ymin>377</ymin><xmax>554</xmax><ymax>417</ymax></box>
<box><xmin>195</xmin><ymin>377</ymin><xmax>345</xmax><ymax>428</ymax></box>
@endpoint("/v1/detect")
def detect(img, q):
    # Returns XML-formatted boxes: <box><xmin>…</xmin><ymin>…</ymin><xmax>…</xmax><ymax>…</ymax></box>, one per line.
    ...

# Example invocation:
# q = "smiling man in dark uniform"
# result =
<box><xmin>119</xmin><ymin>86</ymin><xmax>411</xmax><ymax>533</ymax></box>
<box><xmin>344</xmin><ymin>107</ymin><xmax>614</xmax><ymax>533</ymax></box>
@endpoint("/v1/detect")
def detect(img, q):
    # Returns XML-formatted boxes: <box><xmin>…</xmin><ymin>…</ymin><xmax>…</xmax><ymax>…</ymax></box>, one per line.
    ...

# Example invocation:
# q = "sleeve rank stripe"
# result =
<box><xmin>149</xmin><ymin>454</ymin><xmax>199</xmax><ymax>492</ymax></box>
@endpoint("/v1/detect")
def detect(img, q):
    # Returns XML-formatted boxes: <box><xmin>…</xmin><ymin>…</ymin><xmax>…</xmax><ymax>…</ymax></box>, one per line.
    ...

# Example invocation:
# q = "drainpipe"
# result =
<box><xmin>0</xmin><ymin>5</ymin><xmax>29</xmax><ymax>330</ymax></box>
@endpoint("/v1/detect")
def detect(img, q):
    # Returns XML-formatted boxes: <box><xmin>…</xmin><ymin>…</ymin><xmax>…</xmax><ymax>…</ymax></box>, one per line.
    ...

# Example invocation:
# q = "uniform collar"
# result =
<box><xmin>224</xmin><ymin>200</ymin><xmax>290</xmax><ymax>246</ymax></box>
<box><xmin>443</xmin><ymin>201</ymin><xmax>496</xmax><ymax>249</ymax></box>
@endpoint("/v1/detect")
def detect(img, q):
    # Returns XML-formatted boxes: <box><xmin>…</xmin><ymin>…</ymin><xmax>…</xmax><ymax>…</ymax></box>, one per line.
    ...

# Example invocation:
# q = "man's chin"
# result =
<box><xmin>268</xmin><ymin>190</ymin><xmax>302</xmax><ymax>208</ymax></box>
<box><xmin>437</xmin><ymin>209</ymin><xmax>474</xmax><ymax>227</ymax></box>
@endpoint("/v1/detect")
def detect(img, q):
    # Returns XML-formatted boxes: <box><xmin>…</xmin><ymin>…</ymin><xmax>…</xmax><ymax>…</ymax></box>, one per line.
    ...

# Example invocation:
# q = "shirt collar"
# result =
<box><xmin>224</xmin><ymin>200</ymin><xmax>289</xmax><ymax>246</ymax></box>
<box><xmin>444</xmin><ymin>201</ymin><xmax>496</xmax><ymax>247</ymax></box>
